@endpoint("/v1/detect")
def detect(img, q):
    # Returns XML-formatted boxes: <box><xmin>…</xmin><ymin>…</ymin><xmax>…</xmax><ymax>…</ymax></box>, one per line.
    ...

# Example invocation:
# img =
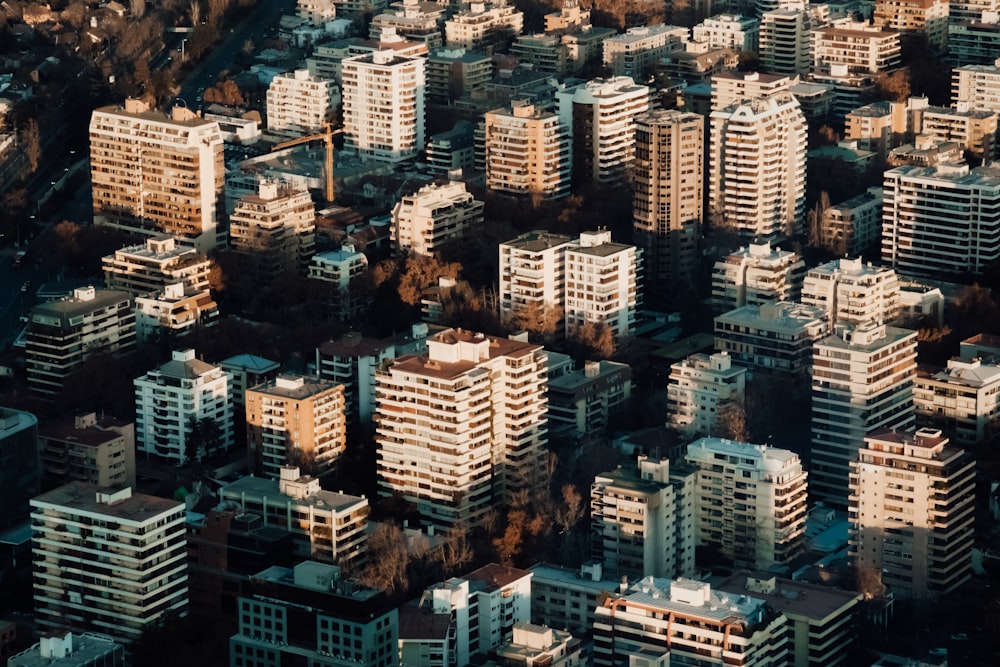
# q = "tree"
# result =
<box><xmin>198</xmin><ymin>416</ymin><xmax>223</xmax><ymax>459</ymax></box>
<box><xmin>131</xmin><ymin>0</ymin><xmax>146</xmax><ymax>18</ymax></box>
<box><xmin>434</xmin><ymin>524</ymin><xmax>474</xmax><ymax>576</ymax></box>
<box><xmin>873</xmin><ymin>68</ymin><xmax>911</xmax><ymax>103</ymax></box>
<box><xmin>358</xmin><ymin>522</ymin><xmax>410</xmax><ymax>596</ymax></box>
<box><xmin>19</xmin><ymin>118</ymin><xmax>40</xmax><ymax>174</ymax></box>
<box><xmin>397</xmin><ymin>255</ymin><xmax>462</xmax><ymax>306</ymax></box>
<box><xmin>492</xmin><ymin>509</ymin><xmax>527</xmax><ymax>566</ymax></box>
<box><xmin>507</xmin><ymin>301</ymin><xmax>563</xmax><ymax>339</ymax></box>
<box><xmin>712</xmin><ymin>397</ymin><xmax>751</xmax><ymax>442</ymax></box>
<box><xmin>185</xmin><ymin>415</ymin><xmax>205</xmax><ymax>464</ymax></box>
<box><xmin>189</xmin><ymin>0</ymin><xmax>201</xmax><ymax>25</ymax></box>
<box><xmin>554</xmin><ymin>484</ymin><xmax>585</xmax><ymax>534</ymax></box>
<box><xmin>567</xmin><ymin>321</ymin><xmax>616</xmax><ymax>359</ymax></box>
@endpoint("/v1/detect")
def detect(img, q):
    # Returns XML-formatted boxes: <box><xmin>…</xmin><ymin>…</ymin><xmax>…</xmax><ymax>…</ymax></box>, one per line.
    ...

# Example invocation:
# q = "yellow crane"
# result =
<box><xmin>272</xmin><ymin>123</ymin><xmax>344</xmax><ymax>205</ymax></box>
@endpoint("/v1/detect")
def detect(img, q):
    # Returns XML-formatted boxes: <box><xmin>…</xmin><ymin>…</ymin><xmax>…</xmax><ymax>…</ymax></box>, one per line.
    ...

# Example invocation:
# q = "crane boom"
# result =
<box><xmin>272</xmin><ymin>123</ymin><xmax>345</xmax><ymax>205</ymax></box>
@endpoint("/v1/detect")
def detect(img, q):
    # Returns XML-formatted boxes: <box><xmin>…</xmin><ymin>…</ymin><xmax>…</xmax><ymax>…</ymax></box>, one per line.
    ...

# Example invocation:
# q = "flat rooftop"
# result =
<box><xmin>715</xmin><ymin>573</ymin><xmax>861</xmax><ymax>621</ymax></box>
<box><xmin>221</xmin><ymin>475</ymin><xmax>366</xmax><ymax>514</ymax></box>
<box><xmin>32</xmin><ymin>483</ymin><xmax>182</xmax><ymax>522</ymax></box>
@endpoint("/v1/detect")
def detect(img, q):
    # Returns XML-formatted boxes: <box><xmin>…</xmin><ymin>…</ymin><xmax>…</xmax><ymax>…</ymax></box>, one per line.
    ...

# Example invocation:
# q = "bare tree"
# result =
<box><xmin>712</xmin><ymin>397</ymin><xmax>751</xmax><ymax>442</ymax></box>
<box><xmin>19</xmin><ymin>118</ymin><xmax>41</xmax><ymax>174</ymax></box>
<box><xmin>554</xmin><ymin>484</ymin><xmax>585</xmax><ymax>534</ymax></box>
<box><xmin>189</xmin><ymin>0</ymin><xmax>201</xmax><ymax>25</ymax></box>
<box><xmin>358</xmin><ymin>523</ymin><xmax>410</xmax><ymax>595</ymax></box>
<box><xmin>434</xmin><ymin>524</ymin><xmax>474</xmax><ymax>576</ymax></box>
<box><xmin>131</xmin><ymin>0</ymin><xmax>145</xmax><ymax>17</ymax></box>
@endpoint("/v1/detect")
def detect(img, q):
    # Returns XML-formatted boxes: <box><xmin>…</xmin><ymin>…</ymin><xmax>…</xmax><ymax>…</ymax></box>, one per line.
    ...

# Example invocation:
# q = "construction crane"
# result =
<box><xmin>272</xmin><ymin>123</ymin><xmax>344</xmax><ymax>205</ymax></box>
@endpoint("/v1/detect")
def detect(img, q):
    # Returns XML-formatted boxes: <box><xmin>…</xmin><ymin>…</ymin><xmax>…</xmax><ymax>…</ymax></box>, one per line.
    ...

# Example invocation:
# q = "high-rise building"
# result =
<box><xmin>390</xmin><ymin>181</ymin><xmax>484</xmax><ymax>259</ymax></box>
<box><xmin>711</xmin><ymin>241</ymin><xmax>805</xmax><ymax>313</ymax></box>
<box><xmin>38</xmin><ymin>412</ymin><xmax>135</xmax><ymax>489</ymax></box>
<box><xmin>90</xmin><ymin>99</ymin><xmax>225</xmax><ymax>251</ymax></box>
<box><xmin>31</xmin><ymin>484</ymin><xmax>187</xmax><ymax>644</ymax></box>
<box><xmin>134</xmin><ymin>349</ymin><xmax>233</xmax><ymax>466</ymax></box>
<box><xmin>667</xmin><ymin>351</ymin><xmax>747</xmax><ymax>437</ymax></box>
<box><xmin>873</xmin><ymin>0</ymin><xmax>949</xmax><ymax>51</ymax></box>
<box><xmin>499</xmin><ymin>231</ymin><xmax>574</xmax><ymax>335</ymax></box>
<box><xmin>914</xmin><ymin>356</ymin><xmax>1000</xmax><ymax>444</ymax></box>
<box><xmin>759</xmin><ymin>9</ymin><xmax>812</xmax><ymax>75</ymax></box>
<box><xmin>591</xmin><ymin>456</ymin><xmax>697</xmax><ymax>580</ymax></box>
<box><xmin>631</xmin><ymin>109</ymin><xmax>704</xmax><ymax>294</ymax></box>
<box><xmin>102</xmin><ymin>235</ymin><xmax>211</xmax><ymax>297</ymax></box>
<box><xmin>482</xmin><ymin>101</ymin><xmax>572</xmax><ymax>200</ymax></box>
<box><xmin>849</xmin><ymin>427</ymin><xmax>975</xmax><ymax>597</ymax></box>
<box><xmin>229</xmin><ymin>181</ymin><xmax>315</xmax><ymax>281</ymax></box>
<box><xmin>952</xmin><ymin>60</ymin><xmax>1000</xmax><ymax>113</ymax></box>
<box><xmin>556</xmin><ymin>77</ymin><xmax>649</xmax><ymax>185</ymax></box>
<box><xmin>602</xmin><ymin>24</ymin><xmax>688</xmax><ymax>79</ymax></box>
<box><xmin>714</xmin><ymin>302</ymin><xmax>829</xmax><ymax>381</ymax></box>
<box><xmin>25</xmin><ymin>287</ymin><xmax>135</xmax><ymax>398</ymax></box>
<box><xmin>811</xmin><ymin>24</ymin><xmax>902</xmax><ymax>74</ymax></box>
<box><xmin>229</xmin><ymin>561</ymin><xmax>399</xmax><ymax>667</ymax></box>
<box><xmin>882</xmin><ymin>163</ymin><xmax>1000</xmax><ymax>276</ymax></box>
<box><xmin>711</xmin><ymin>70</ymin><xmax>792</xmax><ymax>110</ymax></box>
<box><xmin>686</xmin><ymin>437</ymin><xmax>809</xmax><ymax>570</ymax></box>
<box><xmin>0</xmin><ymin>407</ymin><xmax>39</xmax><ymax>529</ymax></box>
<box><xmin>811</xmin><ymin>322</ymin><xmax>918</xmax><ymax>506</ymax></box>
<box><xmin>594</xmin><ymin>577</ymin><xmax>791</xmax><ymax>667</ymax></box>
<box><xmin>266</xmin><ymin>69</ymin><xmax>338</xmax><ymax>139</ymax></box>
<box><xmin>246</xmin><ymin>375</ymin><xmax>346</xmax><ymax>480</ymax></box>
<box><xmin>564</xmin><ymin>230</ymin><xmax>642</xmax><ymax>340</ymax></box>
<box><xmin>444</xmin><ymin>0</ymin><xmax>524</xmax><ymax>51</ymax></box>
<box><xmin>342</xmin><ymin>51</ymin><xmax>425</xmax><ymax>162</ymax></box>
<box><xmin>801</xmin><ymin>257</ymin><xmax>901</xmax><ymax>326</ymax></box>
<box><xmin>709</xmin><ymin>93</ymin><xmax>807</xmax><ymax>241</ymax></box>
<box><xmin>375</xmin><ymin>328</ymin><xmax>548</xmax><ymax>529</ymax></box>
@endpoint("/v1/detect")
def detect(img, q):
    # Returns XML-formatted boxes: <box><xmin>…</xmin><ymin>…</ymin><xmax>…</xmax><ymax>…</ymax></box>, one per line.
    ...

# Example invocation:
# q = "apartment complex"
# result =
<box><xmin>246</xmin><ymin>375</ymin><xmax>346</xmax><ymax>479</ymax></box>
<box><xmin>0</xmin><ymin>407</ymin><xmax>39</xmax><ymax>529</ymax></box>
<box><xmin>714</xmin><ymin>302</ymin><xmax>829</xmax><ymax>381</ymax></box>
<box><xmin>631</xmin><ymin>110</ymin><xmax>704</xmax><ymax>293</ymax></box>
<box><xmin>590</xmin><ymin>456</ymin><xmax>697</xmax><ymax>580</ymax></box>
<box><xmin>556</xmin><ymin>77</ymin><xmax>649</xmax><ymax>185</ymax></box>
<box><xmin>31</xmin><ymin>484</ymin><xmax>188</xmax><ymax>644</ymax></box>
<box><xmin>376</xmin><ymin>328</ymin><xmax>548</xmax><ymax>529</ymax></box>
<box><xmin>564</xmin><ymin>230</ymin><xmax>641</xmax><ymax>340</ymax></box>
<box><xmin>709</xmin><ymin>93</ymin><xmax>807</xmax><ymax>241</ymax></box>
<box><xmin>390</xmin><ymin>181</ymin><xmax>484</xmax><ymax>259</ymax></box>
<box><xmin>547</xmin><ymin>359</ymin><xmax>632</xmax><ymax>435</ymax></box>
<box><xmin>38</xmin><ymin>412</ymin><xmax>135</xmax><ymax>489</ymax></box>
<box><xmin>882</xmin><ymin>163</ymin><xmax>1000</xmax><ymax>276</ymax></box>
<box><xmin>134</xmin><ymin>349</ymin><xmax>233</xmax><ymax>466</ymax></box>
<box><xmin>134</xmin><ymin>282</ymin><xmax>220</xmax><ymax>345</ymax></box>
<box><xmin>759</xmin><ymin>9</ymin><xmax>812</xmax><ymax>75</ymax></box>
<box><xmin>711</xmin><ymin>241</ymin><xmax>805</xmax><ymax>313</ymax></box>
<box><xmin>667</xmin><ymin>351</ymin><xmax>747</xmax><ymax>437</ymax></box>
<box><xmin>266</xmin><ymin>69</ymin><xmax>338</xmax><ymax>138</ymax></box>
<box><xmin>602</xmin><ymin>24</ymin><xmax>687</xmax><ymax>79</ymax></box>
<box><xmin>444</xmin><ymin>0</ymin><xmax>524</xmax><ymax>51</ymax></box>
<box><xmin>482</xmin><ymin>101</ymin><xmax>572</xmax><ymax>200</ymax></box>
<box><xmin>229</xmin><ymin>181</ymin><xmax>316</xmax><ymax>280</ymax></box>
<box><xmin>801</xmin><ymin>257</ymin><xmax>901</xmax><ymax>326</ymax></box>
<box><xmin>594</xmin><ymin>577</ymin><xmax>790</xmax><ymax>667</ymax></box>
<box><xmin>811</xmin><ymin>25</ymin><xmax>902</xmax><ymax>74</ymax></box>
<box><xmin>914</xmin><ymin>356</ymin><xmax>1000</xmax><ymax>444</ymax></box>
<box><xmin>220</xmin><ymin>466</ymin><xmax>368</xmax><ymax>567</ymax></box>
<box><xmin>952</xmin><ymin>60</ymin><xmax>1000</xmax><ymax>113</ymax></box>
<box><xmin>693</xmin><ymin>14</ymin><xmax>760</xmax><ymax>51</ymax></box>
<box><xmin>819</xmin><ymin>187</ymin><xmax>884</xmax><ymax>256</ymax></box>
<box><xmin>102</xmin><ymin>235</ymin><xmax>211</xmax><ymax>297</ymax></box>
<box><xmin>342</xmin><ymin>51</ymin><xmax>425</xmax><ymax>162</ymax></box>
<box><xmin>811</xmin><ymin>322</ymin><xmax>918</xmax><ymax>505</ymax></box>
<box><xmin>850</xmin><ymin>428</ymin><xmax>976</xmax><ymax>597</ymax></box>
<box><xmin>90</xmin><ymin>99</ymin><xmax>225</xmax><ymax>251</ymax></box>
<box><xmin>25</xmin><ymin>287</ymin><xmax>136</xmax><ymax>398</ymax></box>
<box><xmin>873</xmin><ymin>0</ymin><xmax>949</xmax><ymax>51</ymax></box>
<box><xmin>686</xmin><ymin>437</ymin><xmax>809</xmax><ymax>570</ymax></box>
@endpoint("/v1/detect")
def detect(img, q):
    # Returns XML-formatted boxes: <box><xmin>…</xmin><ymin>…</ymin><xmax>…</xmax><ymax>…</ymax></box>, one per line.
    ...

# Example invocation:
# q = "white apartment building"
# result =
<box><xmin>882</xmin><ymin>163</ymin><xmax>1000</xmax><ymax>276</ymax></box>
<box><xmin>494</xmin><ymin>623</ymin><xmax>582</xmax><ymax>667</ymax></box>
<box><xmin>371</xmin><ymin>0</ymin><xmax>446</xmax><ymax>47</ymax></box>
<box><xmin>801</xmin><ymin>257</ymin><xmax>901</xmax><ymax>326</ymax></box>
<box><xmin>134</xmin><ymin>283</ymin><xmax>220</xmax><ymax>345</ymax></box>
<box><xmin>246</xmin><ymin>375</ymin><xmax>347</xmax><ymax>480</ymax></box>
<box><xmin>632</xmin><ymin>109</ymin><xmax>704</xmax><ymax>293</ymax></box>
<box><xmin>90</xmin><ymin>99</ymin><xmax>225</xmax><ymax>251</ymax></box>
<box><xmin>709</xmin><ymin>93</ymin><xmax>807</xmax><ymax>241</ymax></box>
<box><xmin>953</xmin><ymin>60</ymin><xmax>1000</xmax><ymax>113</ymax></box>
<box><xmin>482</xmin><ymin>101</ymin><xmax>572</xmax><ymax>200</ymax></box>
<box><xmin>686</xmin><ymin>437</ymin><xmax>809</xmax><ymax>570</ymax></box>
<box><xmin>915</xmin><ymin>356</ymin><xmax>1000</xmax><ymax>444</ymax></box>
<box><xmin>376</xmin><ymin>329</ymin><xmax>548</xmax><ymax>529</ymax></box>
<box><xmin>820</xmin><ymin>186</ymin><xmax>884</xmax><ymax>256</ymax></box>
<box><xmin>31</xmin><ymin>485</ymin><xmax>187</xmax><ymax>644</ymax></box>
<box><xmin>711</xmin><ymin>70</ymin><xmax>792</xmax><ymax>110</ymax></box>
<box><xmin>342</xmin><ymin>51</ymin><xmax>425</xmax><ymax>162</ymax></box>
<box><xmin>103</xmin><ymin>235</ymin><xmax>211</xmax><ymax>297</ymax></box>
<box><xmin>266</xmin><ymin>69</ymin><xmax>338</xmax><ymax>139</ymax></box>
<box><xmin>134</xmin><ymin>348</ymin><xmax>233</xmax><ymax>465</ymax></box>
<box><xmin>594</xmin><ymin>577</ymin><xmax>790</xmax><ymax>667</ymax></box>
<box><xmin>220</xmin><ymin>466</ymin><xmax>369</xmax><ymax>568</ymax></box>
<box><xmin>812</xmin><ymin>24</ymin><xmax>902</xmax><ymax>74</ymax></box>
<box><xmin>498</xmin><ymin>230</ymin><xmax>574</xmax><ymax>332</ymax></box>
<box><xmin>811</xmin><ymin>322</ymin><xmax>918</xmax><ymax>506</ymax></box>
<box><xmin>711</xmin><ymin>241</ymin><xmax>805</xmax><ymax>313</ymax></box>
<box><xmin>391</xmin><ymin>181</ymin><xmax>484</xmax><ymax>258</ymax></box>
<box><xmin>564</xmin><ymin>229</ymin><xmax>641</xmax><ymax>340</ymax></box>
<box><xmin>714</xmin><ymin>301</ymin><xmax>830</xmax><ymax>380</ymax></box>
<box><xmin>591</xmin><ymin>456</ymin><xmax>697</xmax><ymax>580</ymax></box>
<box><xmin>667</xmin><ymin>351</ymin><xmax>747</xmax><ymax>437</ymax></box>
<box><xmin>26</xmin><ymin>287</ymin><xmax>136</xmax><ymax>398</ymax></box>
<box><xmin>849</xmin><ymin>428</ymin><xmax>976</xmax><ymax>597</ymax></box>
<box><xmin>297</xmin><ymin>0</ymin><xmax>337</xmax><ymax>25</ymax></box>
<box><xmin>229</xmin><ymin>180</ymin><xmax>315</xmax><ymax>279</ymax></box>
<box><xmin>759</xmin><ymin>9</ymin><xmax>812</xmax><ymax>75</ymax></box>
<box><xmin>556</xmin><ymin>77</ymin><xmax>649</xmax><ymax>185</ymax></box>
<box><xmin>602</xmin><ymin>24</ymin><xmax>688</xmax><ymax>79</ymax></box>
<box><xmin>444</xmin><ymin>0</ymin><xmax>524</xmax><ymax>51</ymax></box>
<box><xmin>693</xmin><ymin>14</ymin><xmax>760</xmax><ymax>51</ymax></box>
<box><xmin>308</xmin><ymin>245</ymin><xmax>371</xmax><ymax>321</ymax></box>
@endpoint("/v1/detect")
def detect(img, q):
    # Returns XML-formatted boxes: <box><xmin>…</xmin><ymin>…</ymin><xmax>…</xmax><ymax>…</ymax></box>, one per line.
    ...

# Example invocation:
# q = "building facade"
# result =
<box><xmin>547</xmin><ymin>359</ymin><xmax>632</xmax><ymax>435</ymax></box>
<box><xmin>482</xmin><ymin>102</ymin><xmax>572</xmax><ymax>200</ymax></box>
<box><xmin>602</xmin><ymin>25</ymin><xmax>688</xmax><ymax>79</ymax></box>
<box><xmin>667</xmin><ymin>351</ymin><xmax>747</xmax><ymax>437</ymax></box>
<box><xmin>714</xmin><ymin>302</ymin><xmax>830</xmax><ymax>381</ymax></box>
<box><xmin>391</xmin><ymin>181</ymin><xmax>484</xmax><ymax>259</ymax></box>
<box><xmin>564</xmin><ymin>230</ymin><xmax>641</xmax><ymax>340</ymax></box>
<box><xmin>801</xmin><ymin>257</ymin><xmax>901</xmax><ymax>326</ymax></box>
<box><xmin>914</xmin><ymin>356</ymin><xmax>1000</xmax><ymax>444</ymax></box>
<box><xmin>102</xmin><ymin>235</ymin><xmax>211</xmax><ymax>297</ymax></box>
<box><xmin>229</xmin><ymin>181</ymin><xmax>316</xmax><ymax>281</ymax></box>
<box><xmin>711</xmin><ymin>241</ymin><xmax>805</xmax><ymax>313</ymax></box>
<box><xmin>0</xmin><ymin>407</ymin><xmax>39</xmax><ymax>529</ymax></box>
<box><xmin>38</xmin><ymin>412</ymin><xmax>135</xmax><ymax>489</ymax></box>
<box><xmin>266</xmin><ymin>69</ymin><xmax>338</xmax><ymax>138</ymax></box>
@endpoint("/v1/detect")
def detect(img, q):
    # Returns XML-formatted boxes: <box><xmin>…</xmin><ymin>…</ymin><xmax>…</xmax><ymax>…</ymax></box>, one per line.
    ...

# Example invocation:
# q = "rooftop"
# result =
<box><xmin>715</xmin><ymin>573</ymin><xmax>861</xmax><ymax>621</ymax></box>
<box><xmin>248</xmin><ymin>374</ymin><xmax>339</xmax><ymax>399</ymax></box>
<box><xmin>220</xmin><ymin>353</ymin><xmax>281</xmax><ymax>373</ymax></box>
<box><xmin>503</xmin><ymin>230</ymin><xmax>574</xmax><ymax>252</ymax></box>
<box><xmin>31</xmin><ymin>483</ymin><xmax>182</xmax><ymax>523</ymax></box>
<box><xmin>221</xmin><ymin>475</ymin><xmax>366</xmax><ymax>514</ymax></box>
<box><xmin>464</xmin><ymin>563</ymin><xmax>531</xmax><ymax>593</ymax></box>
<box><xmin>398</xmin><ymin>602</ymin><xmax>452</xmax><ymax>640</ymax></box>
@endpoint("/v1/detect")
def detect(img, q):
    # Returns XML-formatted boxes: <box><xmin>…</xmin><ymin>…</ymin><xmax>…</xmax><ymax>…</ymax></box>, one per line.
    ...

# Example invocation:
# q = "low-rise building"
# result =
<box><xmin>444</xmin><ymin>0</ymin><xmax>524</xmax><ymax>52</ymax></box>
<box><xmin>714</xmin><ymin>302</ymin><xmax>830</xmax><ymax>381</ymax></box>
<box><xmin>489</xmin><ymin>623</ymin><xmax>583</xmax><ymax>667</ymax></box>
<box><xmin>102</xmin><ymin>235</ymin><xmax>211</xmax><ymax>297</ymax></box>
<box><xmin>917</xmin><ymin>104</ymin><xmax>999</xmax><ymax>163</ymax></box>
<box><xmin>134</xmin><ymin>283</ymin><xmax>219</xmax><ymax>345</ymax></box>
<box><xmin>914</xmin><ymin>356</ymin><xmax>1000</xmax><ymax>444</ymax></box>
<box><xmin>801</xmin><ymin>257</ymin><xmax>901</xmax><ymax>326</ymax></box>
<box><xmin>711</xmin><ymin>241</ymin><xmax>805</xmax><ymax>314</ymax></box>
<box><xmin>391</xmin><ymin>181</ymin><xmax>484</xmax><ymax>260</ymax></box>
<box><xmin>667</xmin><ymin>351</ymin><xmax>747</xmax><ymax>437</ymax></box>
<box><xmin>38</xmin><ymin>412</ymin><xmax>135</xmax><ymax>489</ymax></box>
<box><xmin>547</xmin><ymin>360</ymin><xmax>631</xmax><ymax>435</ymax></box>
<box><xmin>7</xmin><ymin>632</ymin><xmax>125</xmax><ymax>667</ymax></box>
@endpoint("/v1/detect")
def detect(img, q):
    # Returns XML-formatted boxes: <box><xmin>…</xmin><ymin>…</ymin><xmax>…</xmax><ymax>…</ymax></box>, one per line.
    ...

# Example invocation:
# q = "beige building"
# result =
<box><xmin>90</xmin><ymin>99</ymin><xmax>225</xmax><ymax>251</ymax></box>
<box><xmin>370</xmin><ymin>0</ymin><xmax>446</xmax><ymax>47</ymax></box>
<box><xmin>874</xmin><ymin>0</ymin><xmax>949</xmax><ymax>51</ymax></box>
<box><xmin>134</xmin><ymin>282</ymin><xmax>220</xmax><ymax>345</ymax></box>
<box><xmin>801</xmin><ymin>257</ymin><xmax>901</xmax><ymax>326</ymax></box>
<box><xmin>602</xmin><ymin>24</ymin><xmax>688</xmax><ymax>79</ymax></box>
<box><xmin>915</xmin><ymin>356</ymin><xmax>1000</xmax><ymax>444</ymax></box>
<box><xmin>444</xmin><ymin>0</ymin><xmax>524</xmax><ymax>51</ymax></box>
<box><xmin>819</xmin><ymin>187</ymin><xmax>884</xmax><ymax>256</ymax></box>
<box><xmin>38</xmin><ymin>413</ymin><xmax>136</xmax><ymax>489</ymax></box>
<box><xmin>482</xmin><ymin>101</ymin><xmax>572</xmax><ymax>200</ymax></box>
<box><xmin>686</xmin><ymin>437</ymin><xmax>809</xmax><ymax>570</ymax></box>
<box><xmin>952</xmin><ymin>60</ymin><xmax>1000</xmax><ymax>113</ymax></box>
<box><xmin>103</xmin><ymin>235</ymin><xmax>211</xmax><ymax>297</ymax></box>
<box><xmin>917</xmin><ymin>104</ymin><xmax>999</xmax><ymax>163</ymax></box>
<box><xmin>498</xmin><ymin>230</ymin><xmax>574</xmax><ymax>335</ymax></box>
<box><xmin>391</xmin><ymin>181</ymin><xmax>484</xmax><ymax>259</ymax></box>
<box><xmin>711</xmin><ymin>70</ymin><xmax>792</xmax><ymax>110</ymax></box>
<box><xmin>667</xmin><ymin>351</ymin><xmax>747</xmax><ymax>437</ymax></box>
<box><xmin>711</xmin><ymin>241</ymin><xmax>805</xmax><ymax>313</ymax></box>
<box><xmin>376</xmin><ymin>329</ymin><xmax>548</xmax><ymax>529</ymax></box>
<box><xmin>342</xmin><ymin>51</ymin><xmax>425</xmax><ymax>162</ymax></box>
<box><xmin>812</xmin><ymin>24</ymin><xmax>902</xmax><ymax>74</ymax></box>
<box><xmin>246</xmin><ymin>375</ymin><xmax>347</xmax><ymax>480</ymax></box>
<box><xmin>850</xmin><ymin>428</ymin><xmax>976</xmax><ymax>597</ymax></box>
<box><xmin>631</xmin><ymin>110</ymin><xmax>704</xmax><ymax>293</ymax></box>
<box><xmin>811</xmin><ymin>322</ymin><xmax>918</xmax><ymax>506</ymax></box>
<box><xmin>229</xmin><ymin>181</ymin><xmax>315</xmax><ymax>281</ymax></box>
